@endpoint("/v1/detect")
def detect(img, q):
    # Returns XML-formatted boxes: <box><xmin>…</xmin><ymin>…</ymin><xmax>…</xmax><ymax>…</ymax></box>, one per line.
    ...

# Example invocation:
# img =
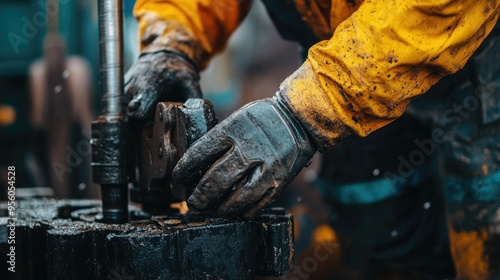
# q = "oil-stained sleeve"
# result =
<box><xmin>281</xmin><ymin>0</ymin><xmax>500</xmax><ymax>152</ymax></box>
<box><xmin>134</xmin><ymin>0</ymin><xmax>252</xmax><ymax>69</ymax></box>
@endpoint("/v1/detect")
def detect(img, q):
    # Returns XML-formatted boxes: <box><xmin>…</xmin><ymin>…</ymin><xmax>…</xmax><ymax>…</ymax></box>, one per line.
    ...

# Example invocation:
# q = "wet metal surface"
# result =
<box><xmin>0</xmin><ymin>199</ymin><xmax>293</xmax><ymax>280</ymax></box>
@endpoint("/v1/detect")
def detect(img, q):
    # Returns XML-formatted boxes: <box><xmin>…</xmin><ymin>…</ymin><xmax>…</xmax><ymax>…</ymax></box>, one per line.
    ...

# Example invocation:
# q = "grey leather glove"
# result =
<box><xmin>125</xmin><ymin>51</ymin><xmax>202</xmax><ymax>120</ymax></box>
<box><xmin>172</xmin><ymin>93</ymin><xmax>317</xmax><ymax>218</ymax></box>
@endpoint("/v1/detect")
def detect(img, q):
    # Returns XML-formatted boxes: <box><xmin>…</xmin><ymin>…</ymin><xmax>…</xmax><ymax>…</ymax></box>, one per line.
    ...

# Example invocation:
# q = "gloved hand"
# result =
<box><xmin>172</xmin><ymin>93</ymin><xmax>317</xmax><ymax>219</ymax></box>
<box><xmin>124</xmin><ymin>51</ymin><xmax>202</xmax><ymax>120</ymax></box>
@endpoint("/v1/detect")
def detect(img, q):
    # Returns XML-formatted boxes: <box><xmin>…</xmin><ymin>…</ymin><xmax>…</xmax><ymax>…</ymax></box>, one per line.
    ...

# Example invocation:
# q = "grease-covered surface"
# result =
<box><xmin>0</xmin><ymin>199</ymin><xmax>293</xmax><ymax>280</ymax></box>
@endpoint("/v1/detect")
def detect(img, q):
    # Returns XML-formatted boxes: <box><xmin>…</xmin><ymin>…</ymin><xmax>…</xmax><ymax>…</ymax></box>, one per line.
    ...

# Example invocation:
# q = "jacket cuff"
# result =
<box><xmin>279</xmin><ymin>60</ymin><xmax>354</xmax><ymax>153</ymax></box>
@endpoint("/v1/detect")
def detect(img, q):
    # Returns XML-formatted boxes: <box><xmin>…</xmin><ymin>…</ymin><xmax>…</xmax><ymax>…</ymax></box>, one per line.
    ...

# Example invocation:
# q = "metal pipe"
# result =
<box><xmin>100</xmin><ymin>184</ymin><xmax>128</xmax><ymax>223</ymax></box>
<box><xmin>92</xmin><ymin>0</ymin><xmax>129</xmax><ymax>223</ymax></box>
<box><xmin>98</xmin><ymin>0</ymin><xmax>124</xmax><ymax>116</ymax></box>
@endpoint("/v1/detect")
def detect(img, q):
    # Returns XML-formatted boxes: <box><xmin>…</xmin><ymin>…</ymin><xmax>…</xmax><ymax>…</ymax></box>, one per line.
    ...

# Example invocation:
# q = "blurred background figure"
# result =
<box><xmin>0</xmin><ymin>0</ymin><xmax>99</xmax><ymax>199</ymax></box>
<box><xmin>28</xmin><ymin>0</ymin><xmax>95</xmax><ymax>199</ymax></box>
<box><xmin>28</xmin><ymin>0</ymin><xmax>94</xmax><ymax>199</ymax></box>
<box><xmin>29</xmin><ymin>32</ymin><xmax>94</xmax><ymax>198</ymax></box>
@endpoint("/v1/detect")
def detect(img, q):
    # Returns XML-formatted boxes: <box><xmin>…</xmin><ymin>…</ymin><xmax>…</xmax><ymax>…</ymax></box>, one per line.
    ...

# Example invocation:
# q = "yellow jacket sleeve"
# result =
<box><xmin>281</xmin><ymin>0</ymin><xmax>500</xmax><ymax>152</ymax></box>
<box><xmin>134</xmin><ymin>0</ymin><xmax>252</xmax><ymax>69</ymax></box>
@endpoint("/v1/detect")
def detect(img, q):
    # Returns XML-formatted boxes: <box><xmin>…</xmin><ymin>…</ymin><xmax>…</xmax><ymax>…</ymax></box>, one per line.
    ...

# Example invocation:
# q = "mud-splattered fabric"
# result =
<box><xmin>282</xmin><ymin>0</ymin><xmax>500</xmax><ymax>152</ymax></box>
<box><xmin>134</xmin><ymin>0</ymin><xmax>252</xmax><ymax>69</ymax></box>
<box><xmin>135</xmin><ymin>0</ymin><xmax>499</xmax><ymax>152</ymax></box>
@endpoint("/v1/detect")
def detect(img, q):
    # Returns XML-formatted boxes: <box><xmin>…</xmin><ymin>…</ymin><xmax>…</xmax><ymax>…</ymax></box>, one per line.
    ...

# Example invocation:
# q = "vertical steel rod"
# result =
<box><xmin>94</xmin><ymin>0</ymin><xmax>128</xmax><ymax>223</ymax></box>
<box><xmin>98</xmin><ymin>0</ymin><xmax>124</xmax><ymax>116</ymax></box>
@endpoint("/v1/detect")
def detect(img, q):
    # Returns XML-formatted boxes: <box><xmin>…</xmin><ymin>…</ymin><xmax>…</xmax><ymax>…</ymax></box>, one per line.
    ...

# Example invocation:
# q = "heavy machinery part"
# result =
<box><xmin>91</xmin><ymin>0</ymin><xmax>130</xmax><ymax>224</ymax></box>
<box><xmin>0</xmin><ymin>199</ymin><xmax>293</xmax><ymax>280</ymax></box>
<box><xmin>134</xmin><ymin>99</ymin><xmax>217</xmax><ymax>214</ymax></box>
<box><xmin>92</xmin><ymin>0</ymin><xmax>216</xmax><ymax>221</ymax></box>
<box><xmin>91</xmin><ymin>119</ymin><xmax>131</xmax><ymax>223</ymax></box>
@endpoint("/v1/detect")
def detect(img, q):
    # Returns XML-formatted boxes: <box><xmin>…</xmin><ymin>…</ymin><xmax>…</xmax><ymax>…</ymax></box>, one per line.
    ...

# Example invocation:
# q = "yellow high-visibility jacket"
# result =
<box><xmin>134</xmin><ymin>0</ymin><xmax>500</xmax><ymax>152</ymax></box>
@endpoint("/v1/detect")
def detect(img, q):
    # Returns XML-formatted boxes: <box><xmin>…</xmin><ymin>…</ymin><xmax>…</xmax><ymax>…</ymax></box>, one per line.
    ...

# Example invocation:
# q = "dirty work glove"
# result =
<box><xmin>125</xmin><ymin>51</ymin><xmax>202</xmax><ymax>120</ymax></box>
<box><xmin>172</xmin><ymin>93</ymin><xmax>317</xmax><ymax>219</ymax></box>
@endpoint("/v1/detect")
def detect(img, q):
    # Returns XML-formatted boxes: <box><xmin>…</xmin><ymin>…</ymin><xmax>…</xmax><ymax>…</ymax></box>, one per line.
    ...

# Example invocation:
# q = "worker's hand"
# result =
<box><xmin>125</xmin><ymin>51</ymin><xmax>202</xmax><ymax>120</ymax></box>
<box><xmin>172</xmin><ymin>93</ymin><xmax>317</xmax><ymax>219</ymax></box>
